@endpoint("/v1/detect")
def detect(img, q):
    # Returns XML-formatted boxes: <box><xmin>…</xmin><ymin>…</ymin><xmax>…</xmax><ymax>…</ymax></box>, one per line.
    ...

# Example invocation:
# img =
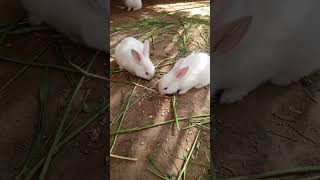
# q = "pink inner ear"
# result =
<box><xmin>131</xmin><ymin>49</ymin><xmax>142</xmax><ymax>62</ymax></box>
<box><xmin>175</xmin><ymin>66</ymin><xmax>189</xmax><ymax>79</ymax></box>
<box><xmin>214</xmin><ymin>16</ymin><xmax>253</xmax><ymax>55</ymax></box>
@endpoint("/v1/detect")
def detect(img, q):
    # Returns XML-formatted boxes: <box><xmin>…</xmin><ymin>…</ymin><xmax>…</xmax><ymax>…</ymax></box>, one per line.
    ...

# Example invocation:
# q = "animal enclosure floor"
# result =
<box><xmin>214</xmin><ymin>77</ymin><xmax>320</xmax><ymax>179</ymax></box>
<box><xmin>110</xmin><ymin>1</ymin><xmax>210</xmax><ymax>179</ymax></box>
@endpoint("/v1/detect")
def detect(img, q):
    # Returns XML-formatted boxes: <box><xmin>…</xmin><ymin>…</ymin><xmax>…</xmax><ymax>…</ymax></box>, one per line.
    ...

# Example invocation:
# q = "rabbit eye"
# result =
<box><xmin>146</xmin><ymin>72</ymin><xmax>149</xmax><ymax>75</ymax></box>
<box><xmin>164</xmin><ymin>87</ymin><xmax>168</xmax><ymax>90</ymax></box>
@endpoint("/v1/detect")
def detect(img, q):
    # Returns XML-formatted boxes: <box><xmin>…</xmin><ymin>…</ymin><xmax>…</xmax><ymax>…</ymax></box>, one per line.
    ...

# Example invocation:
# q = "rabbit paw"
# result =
<box><xmin>195</xmin><ymin>84</ymin><xmax>204</xmax><ymax>88</ymax></box>
<box><xmin>178</xmin><ymin>88</ymin><xmax>190</xmax><ymax>94</ymax></box>
<box><xmin>132</xmin><ymin>7</ymin><xmax>141</xmax><ymax>11</ymax></box>
<box><xmin>220</xmin><ymin>89</ymin><xmax>249</xmax><ymax>104</ymax></box>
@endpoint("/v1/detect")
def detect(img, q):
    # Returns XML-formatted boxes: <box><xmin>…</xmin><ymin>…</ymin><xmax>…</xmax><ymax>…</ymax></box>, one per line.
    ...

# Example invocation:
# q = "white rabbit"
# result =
<box><xmin>114</xmin><ymin>37</ymin><xmax>155</xmax><ymax>80</ymax></box>
<box><xmin>213</xmin><ymin>0</ymin><xmax>320</xmax><ymax>104</ymax></box>
<box><xmin>158</xmin><ymin>52</ymin><xmax>210</xmax><ymax>95</ymax></box>
<box><xmin>125</xmin><ymin>0</ymin><xmax>142</xmax><ymax>11</ymax></box>
<box><xmin>21</xmin><ymin>0</ymin><xmax>107</xmax><ymax>52</ymax></box>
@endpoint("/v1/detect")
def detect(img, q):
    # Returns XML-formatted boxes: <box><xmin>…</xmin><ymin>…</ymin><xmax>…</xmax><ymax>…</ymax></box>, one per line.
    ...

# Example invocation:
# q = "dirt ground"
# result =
<box><xmin>0</xmin><ymin>1</ymin><xmax>108</xmax><ymax>180</ymax></box>
<box><xmin>110</xmin><ymin>1</ymin><xmax>210</xmax><ymax>180</ymax></box>
<box><xmin>214</xmin><ymin>76</ymin><xmax>320</xmax><ymax>179</ymax></box>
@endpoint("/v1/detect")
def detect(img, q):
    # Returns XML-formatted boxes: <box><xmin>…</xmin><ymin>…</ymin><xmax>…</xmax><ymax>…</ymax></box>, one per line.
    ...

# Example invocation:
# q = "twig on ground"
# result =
<box><xmin>273</xmin><ymin>113</ymin><xmax>317</xmax><ymax>145</ymax></box>
<box><xmin>69</xmin><ymin>60</ymin><xmax>109</xmax><ymax>82</ymax></box>
<box><xmin>303</xmin><ymin>88</ymin><xmax>317</xmax><ymax>103</ymax></box>
<box><xmin>110</xmin><ymin>154</ymin><xmax>138</xmax><ymax>161</ymax></box>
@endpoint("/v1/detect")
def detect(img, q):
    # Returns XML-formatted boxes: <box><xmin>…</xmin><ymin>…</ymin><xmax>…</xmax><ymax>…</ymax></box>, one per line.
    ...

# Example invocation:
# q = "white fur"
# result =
<box><xmin>214</xmin><ymin>0</ymin><xmax>320</xmax><ymax>104</ymax></box>
<box><xmin>125</xmin><ymin>0</ymin><xmax>142</xmax><ymax>11</ymax></box>
<box><xmin>21</xmin><ymin>0</ymin><xmax>107</xmax><ymax>52</ymax></box>
<box><xmin>158</xmin><ymin>52</ymin><xmax>210</xmax><ymax>95</ymax></box>
<box><xmin>114</xmin><ymin>37</ymin><xmax>155</xmax><ymax>80</ymax></box>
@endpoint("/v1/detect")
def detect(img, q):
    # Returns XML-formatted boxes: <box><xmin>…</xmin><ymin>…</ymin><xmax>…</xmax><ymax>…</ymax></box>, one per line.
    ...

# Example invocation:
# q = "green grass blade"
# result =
<box><xmin>15</xmin><ymin>68</ymin><xmax>49</xmax><ymax>180</ymax></box>
<box><xmin>177</xmin><ymin>130</ymin><xmax>201</xmax><ymax>180</ymax></box>
<box><xmin>38</xmin><ymin>52</ymin><xmax>99</xmax><ymax>180</ymax></box>
<box><xmin>172</xmin><ymin>95</ymin><xmax>180</xmax><ymax>131</ymax></box>
<box><xmin>110</xmin><ymin>81</ymin><xmax>138</xmax><ymax>153</ymax></box>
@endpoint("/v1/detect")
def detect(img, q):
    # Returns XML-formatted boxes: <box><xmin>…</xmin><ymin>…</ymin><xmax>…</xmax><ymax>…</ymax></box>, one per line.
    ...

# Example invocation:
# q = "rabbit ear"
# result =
<box><xmin>131</xmin><ymin>49</ymin><xmax>142</xmax><ymax>63</ymax></box>
<box><xmin>172</xmin><ymin>58</ymin><xmax>185</xmax><ymax>70</ymax></box>
<box><xmin>175</xmin><ymin>66</ymin><xmax>189</xmax><ymax>79</ymax></box>
<box><xmin>143</xmin><ymin>40</ymin><xmax>149</xmax><ymax>56</ymax></box>
<box><xmin>214</xmin><ymin>16</ymin><xmax>253</xmax><ymax>55</ymax></box>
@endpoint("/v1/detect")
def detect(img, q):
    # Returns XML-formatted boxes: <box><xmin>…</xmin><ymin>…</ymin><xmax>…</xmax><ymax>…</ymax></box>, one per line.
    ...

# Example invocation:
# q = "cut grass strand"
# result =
<box><xmin>222</xmin><ymin>165</ymin><xmax>320</xmax><ymax>180</ymax></box>
<box><xmin>38</xmin><ymin>52</ymin><xmax>99</xmax><ymax>180</ymax></box>
<box><xmin>131</xmin><ymin>81</ymin><xmax>158</xmax><ymax>94</ymax></box>
<box><xmin>111</xmin><ymin>114</ymin><xmax>209</xmax><ymax>135</ymax></box>
<box><xmin>69</xmin><ymin>60</ymin><xmax>109</xmax><ymax>82</ymax></box>
<box><xmin>0</xmin><ymin>45</ymin><xmax>49</xmax><ymax>96</ymax></box>
<box><xmin>110</xmin><ymin>154</ymin><xmax>138</xmax><ymax>161</ymax></box>
<box><xmin>110</xmin><ymin>80</ymin><xmax>159</xmax><ymax>126</ymax></box>
<box><xmin>110</xmin><ymin>82</ymin><xmax>139</xmax><ymax>153</ymax></box>
<box><xmin>23</xmin><ymin>102</ymin><xmax>108</xmax><ymax>180</ymax></box>
<box><xmin>147</xmin><ymin>167</ymin><xmax>167</xmax><ymax>180</ymax></box>
<box><xmin>177</xmin><ymin>130</ymin><xmax>201</xmax><ymax>180</ymax></box>
<box><xmin>0</xmin><ymin>56</ymin><xmax>78</xmax><ymax>72</ymax></box>
<box><xmin>182</xmin><ymin>120</ymin><xmax>210</xmax><ymax>130</ymax></box>
<box><xmin>15</xmin><ymin>68</ymin><xmax>49</xmax><ymax>180</ymax></box>
<box><xmin>172</xmin><ymin>95</ymin><xmax>180</xmax><ymax>131</ymax></box>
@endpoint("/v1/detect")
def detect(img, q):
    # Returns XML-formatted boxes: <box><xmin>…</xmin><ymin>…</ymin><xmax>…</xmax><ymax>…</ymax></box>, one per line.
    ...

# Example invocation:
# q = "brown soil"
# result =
<box><xmin>0</xmin><ymin>1</ymin><xmax>108</xmax><ymax>180</ymax></box>
<box><xmin>110</xmin><ymin>1</ymin><xmax>210</xmax><ymax>180</ymax></box>
<box><xmin>214</xmin><ymin>77</ymin><xmax>320</xmax><ymax>179</ymax></box>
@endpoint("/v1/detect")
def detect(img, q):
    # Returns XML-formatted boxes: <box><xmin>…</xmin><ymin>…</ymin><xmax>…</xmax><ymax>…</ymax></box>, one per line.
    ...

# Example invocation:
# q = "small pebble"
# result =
<box><xmin>186</xmin><ymin>148</ymin><xmax>190</xmax><ymax>151</ymax></box>
<box><xmin>165</xmin><ymin>138</ymin><xmax>168</xmax><ymax>142</ymax></box>
<box><xmin>149</xmin><ymin>115</ymin><xmax>154</xmax><ymax>119</ymax></box>
<box><xmin>140</xmin><ymin>141</ymin><xmax>145</xmax><ymax>145</ymax></box>
<box><xmin>138</xmin><ymin>102</ymin><xmax>142</xmax><ymax>106</ymax></box>
<box><xmin>186</xmin><ymin>138</ymin><xmax>190</xmax><ymax>142</ymax></box>
<box><xmin>161</xmin><ymin>111</ymin><xmax>165</xmax><ymax>116</ymax></box>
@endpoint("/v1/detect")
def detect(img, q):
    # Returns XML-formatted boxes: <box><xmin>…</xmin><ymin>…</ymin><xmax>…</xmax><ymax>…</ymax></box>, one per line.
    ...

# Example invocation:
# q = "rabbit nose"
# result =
<box><xmin>177</xmin><ymin>89</ymin><xmax>181</xmax><ymax>94</ymax></box>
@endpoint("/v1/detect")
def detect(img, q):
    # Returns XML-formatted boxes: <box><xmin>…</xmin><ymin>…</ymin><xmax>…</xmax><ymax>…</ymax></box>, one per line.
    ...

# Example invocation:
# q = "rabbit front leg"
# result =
<box><xmin>178</xmin><ymin>87</ymin><xmax>192</xmax><ymax>94</ymax></box>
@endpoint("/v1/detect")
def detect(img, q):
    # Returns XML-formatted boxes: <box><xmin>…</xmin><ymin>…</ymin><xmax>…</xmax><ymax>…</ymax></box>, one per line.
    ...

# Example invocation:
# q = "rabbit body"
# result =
<box><xmin>114</xmin><ymin>37</ymin><xmax>155</xmax><ymax>80</ymax></box>
<box><xmin>214</xmin><ymin>0</ymin><xmax>320</xmax><ymax>103</ymax></box>
<box><xmin>158</xmin><ymin>52</ymin><xmax>210</xmax><ymax>95</ymax></box>
<box><xmin>21</xmin><ymin>0</ymin><xmax>107</xmax><ymax>52</ymax></box>
<box><xmin>125</xmin><ymin>0</ymin><xmax>142</xmax><ymax>11</ymax></box>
